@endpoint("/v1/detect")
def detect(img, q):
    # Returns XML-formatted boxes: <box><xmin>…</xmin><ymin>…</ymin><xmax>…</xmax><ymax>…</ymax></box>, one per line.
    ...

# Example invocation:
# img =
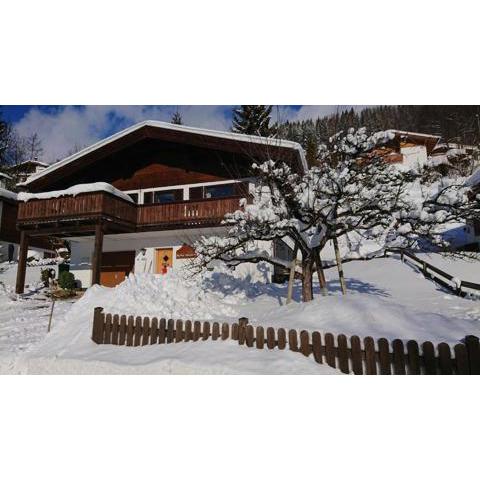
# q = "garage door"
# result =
<box><xmin>100</xmin><ymin>251</ymin><xmax>135</xmax><ymax>287</ymax></box>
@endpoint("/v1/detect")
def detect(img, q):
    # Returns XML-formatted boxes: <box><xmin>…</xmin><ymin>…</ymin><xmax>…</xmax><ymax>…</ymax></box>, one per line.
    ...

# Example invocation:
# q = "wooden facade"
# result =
<box><xmin>23</xmin><ymin>127</ymin><xmax>303</xmax><ymax>193</ymax></box>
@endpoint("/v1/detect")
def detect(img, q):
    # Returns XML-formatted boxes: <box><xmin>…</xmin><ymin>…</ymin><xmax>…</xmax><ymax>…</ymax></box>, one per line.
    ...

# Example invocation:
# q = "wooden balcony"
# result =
<box><xmin>137</xmin><ymin>196</ymin><xmax>243</xmax><ymax>229</ymax></box>
<box><xmin>17</xmin><ymin>191</ymin><xmax>243</xmax><ymax>236</ymax></box>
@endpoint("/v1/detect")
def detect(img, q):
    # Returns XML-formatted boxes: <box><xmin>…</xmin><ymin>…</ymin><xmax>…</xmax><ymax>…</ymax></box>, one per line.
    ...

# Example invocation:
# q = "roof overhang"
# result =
<box><xmin>387</xmin><ymin>129</ymin><xmax>441</xmax><ymax>155</ymax></box>
<box><xmin>19</xmin><ymin>121</ymin><xmax>307</xmax><ymax>190</ymax></box>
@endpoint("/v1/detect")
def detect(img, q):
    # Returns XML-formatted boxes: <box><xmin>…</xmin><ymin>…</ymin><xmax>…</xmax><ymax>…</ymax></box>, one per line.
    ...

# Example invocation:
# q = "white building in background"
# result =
<box><xmin>376</xmin><ymin>130</ymin><xmax>441</xmax><ymax>170</ymax></box>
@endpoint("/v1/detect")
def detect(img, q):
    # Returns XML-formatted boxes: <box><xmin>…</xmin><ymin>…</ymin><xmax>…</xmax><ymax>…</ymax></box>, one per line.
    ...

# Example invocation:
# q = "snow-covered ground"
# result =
<box><xmin>1</xmin><ymin>253</ymin><xmax>480</xmax><ymax>374</ymax></box>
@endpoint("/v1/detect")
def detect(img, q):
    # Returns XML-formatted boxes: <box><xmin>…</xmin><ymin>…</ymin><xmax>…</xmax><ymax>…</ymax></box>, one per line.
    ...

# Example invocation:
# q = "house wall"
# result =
<box><xmin>69</xmin><ymin>228</ymin><xmax>274</xmax><ymax>288</ymax></box>
<box><xmin>399</xmin><ymin>145</ymin><xmax>428</xmax><ymax>170</ymax></box>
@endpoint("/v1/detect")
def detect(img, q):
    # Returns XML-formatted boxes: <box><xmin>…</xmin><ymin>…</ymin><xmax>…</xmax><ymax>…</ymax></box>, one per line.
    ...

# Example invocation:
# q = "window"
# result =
<box><xmin>204</xmin><ymin>183</ymin><xmax>235</xmax><ymax>199</ymax></box>
<box><xmin>127</xmin><ymin>193</ymin><xmax>139</xmax><ymax>203</ymax></box>
<box><xmin>143</xmin><ymin>192</ymin><xmax>153</xmax><ymax>204</ymax></box>
<box><xmin>143</xmin><ymin>189</ymin><xmax>183</xmax><ymax>204</ymax></box>
<box><xmin>154</xmin><ymin>191</ymin><xmax>178</xmax><ymax>203</ymax></box>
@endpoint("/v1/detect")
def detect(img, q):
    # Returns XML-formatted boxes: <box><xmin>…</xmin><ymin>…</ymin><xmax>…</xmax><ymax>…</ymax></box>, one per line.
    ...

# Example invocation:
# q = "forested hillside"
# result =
<box><xmin>277</xmin><ymin>106</ymin><xmax>480</xmax><ymax>162</ymax></box>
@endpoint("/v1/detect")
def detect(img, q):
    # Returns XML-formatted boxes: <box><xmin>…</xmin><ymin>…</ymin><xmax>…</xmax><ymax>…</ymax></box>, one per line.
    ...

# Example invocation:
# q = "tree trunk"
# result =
<box><xmin>313</xmin><ymin>247</ymin><xmax>328</xmax><ymax>296</ymax></box>
<box><xmin>301</xmin><ymin>256</ymin><xmax>314</xmax><ymax>302</ymax></box>
<box><xmin>332</xmin><ymin>236</ymin><xmax>347</xmax><ymax>295</ymax></box>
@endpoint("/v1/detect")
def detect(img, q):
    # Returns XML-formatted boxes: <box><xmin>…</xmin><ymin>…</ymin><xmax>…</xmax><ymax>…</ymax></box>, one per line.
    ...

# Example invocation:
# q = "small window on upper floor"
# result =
<box><xmin>204</xmin><ymin>183</ymin><xmax>235</xmax><ymax>199</ymax></box>
<box><xmin>143</xmin><ymin>189</ymin><xmax>183</xmax><ymax>204</ymax></box>
<box><xmin>154</xmin><ymin>191</ymin><xmax>177</xmax><ymax>203</ymax></box>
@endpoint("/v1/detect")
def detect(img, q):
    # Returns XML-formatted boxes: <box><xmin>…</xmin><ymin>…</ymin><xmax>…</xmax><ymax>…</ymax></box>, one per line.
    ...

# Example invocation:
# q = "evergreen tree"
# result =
<box><xmin>277</xmin><ymin>106</ymin><xmax>480</xmax><ymax>151</ymax></box>
<box><xmin>0</xmin><ymin>109</ymin><xmax>10</xmax><ymax>166</ymax></box>
<box><xmin>304</xmin><ymin>133</ymin><xmax>319</xmax><ymax>167</ymax></box>
<box><xmin>171</xmin><ymin>109</ymin><xmax>183</xmax><ymax>125</ymax></box>
<box><xmin>231</xmin><ymin>105</ymin><xmax>274</xmax><ymax>137</ymax></box>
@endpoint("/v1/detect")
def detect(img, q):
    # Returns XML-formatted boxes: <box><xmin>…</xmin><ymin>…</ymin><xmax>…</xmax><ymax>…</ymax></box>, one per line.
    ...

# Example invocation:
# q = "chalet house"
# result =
<box><xmin>0</xmin><ymin>172</ymin><xmax>12</xmax><ymax>189</ymax></box>
<box><xmin>14</xmin><ymin>121</ymin><xmax>306</xmax><ymax>293</ymax></box>
<box><xmin>8</xmin><ymin>159</ymin><xmax>49</xmax><ymax>184</ymax></box>
<box><xmin>375</xmin><ymin>130</ymin><xmax>441</xmax><ymax>169</ymax></box>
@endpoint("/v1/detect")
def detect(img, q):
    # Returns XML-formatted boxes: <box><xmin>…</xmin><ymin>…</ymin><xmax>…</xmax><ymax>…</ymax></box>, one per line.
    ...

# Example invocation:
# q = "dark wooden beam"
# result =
<box><xmin>17</xmin><ymin>217</ymin><xmax>135</xmax><ymax>237</ymax></box>
<box><xmin>15</xmin><ymin>230</ymin><xmax>29</xmax><ymax>294</ymax></box>
<box><xmin>91</xmin><ymin>223</ymin><xmax>104</xmax><ymax>286</ymax></box>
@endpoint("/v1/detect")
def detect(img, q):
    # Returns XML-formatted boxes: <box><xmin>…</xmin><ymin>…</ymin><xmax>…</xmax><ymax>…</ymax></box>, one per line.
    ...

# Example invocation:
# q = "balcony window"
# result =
<box><xmin>154</xmin><ymin>191</ymin><xmax>177</xmax><ymax>203</ymax></box>
<box><xmin>143</xmin><ymin>189</ymin><xmax>183</xmax><ymax>204</ymax></box>
<box><xmin>204</xmin><ymin>184</ymin><xmax>235</xmax><ymax>199</ymax></box>
<box><xmin>127</xmin><ymin>192</ymin><xmax>139</xmax><ymax>203</ymax></box>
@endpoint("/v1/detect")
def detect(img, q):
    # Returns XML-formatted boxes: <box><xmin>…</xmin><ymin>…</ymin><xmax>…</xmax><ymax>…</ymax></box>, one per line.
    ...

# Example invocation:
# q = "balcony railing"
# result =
<box><xmin>137</xmin><ymin>196</ymin><xmax>243</xmax><ymax>228</ymax></box>
<box><xmin>17</xmin><ymin>191</ymin><xmax>244</xmax><ymax>232</ymax></box>
<box><xmin>17</xmin><ymin>192</ymin><xmax>137</xmax><ymax>226</ymax></box>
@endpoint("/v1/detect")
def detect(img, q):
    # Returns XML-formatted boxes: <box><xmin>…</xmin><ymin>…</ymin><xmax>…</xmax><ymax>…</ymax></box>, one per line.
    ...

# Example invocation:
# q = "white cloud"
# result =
<box><xmin>13</xmin><ymin>105</ymin><xmax>233</xmax><ymax>163</ymax></box>
<box><xmin>13</xmin><ymin>105</ymin><xmax>372</xmax><ymax>163</ymax></box>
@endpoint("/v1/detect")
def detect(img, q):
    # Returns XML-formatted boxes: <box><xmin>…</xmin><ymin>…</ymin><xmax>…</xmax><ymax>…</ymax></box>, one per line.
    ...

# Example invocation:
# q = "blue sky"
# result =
<box><xmin>1</xmin><ymin>105</ymin><xmax>360</xmax><ymax>163</ymax></box>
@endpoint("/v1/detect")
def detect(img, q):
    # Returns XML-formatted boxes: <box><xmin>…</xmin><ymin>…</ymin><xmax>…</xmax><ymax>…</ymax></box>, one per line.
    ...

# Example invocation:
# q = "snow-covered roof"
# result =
<box><xmin>387</xmin><ymin>129</ymin><xmax>441</xmax><ymax>140</ymax></box>
<box><xmin>19</xmin><ymin>121</ymin><xmax>307</xmax><ymax>187</ymax></box>
<box><xmin>11</xmin><ymin>160</ymin><xmax>49</xmax><ymax>169</ymax></box>
<box><xmin>0</xmin><ymin>187</ymin><xmax>18</xmax><ymax>202</ymax></box>
<box><xmin>17</xmin><ymin>182</ymin><xmax>134</xmax><ymax>203</ymax></box>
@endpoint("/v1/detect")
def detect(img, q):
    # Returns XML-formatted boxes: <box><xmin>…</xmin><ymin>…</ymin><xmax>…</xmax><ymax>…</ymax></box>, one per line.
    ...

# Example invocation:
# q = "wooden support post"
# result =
<box><xmin>91</xmin><ymin>223</ymin><xmax>104</xmax><ymax>286</ymax></box>
<box><xmin>313</xmin><ymin>247</ymin><xmax>328</xmax><ymax>296</ymax></box>
<box><xmin>15</xmin><ymin>230</ymin><xmax>29</xmax><ymax>294</ymax></box>
<box><xmin>286</xmin><ymin>246</ymin><xmax>299</xmax><ymax>305</ymax></box>
<box><xmin>333</xmin><ymin>236</ymin><xmax>347</xmax><ymax>295</ymax></box>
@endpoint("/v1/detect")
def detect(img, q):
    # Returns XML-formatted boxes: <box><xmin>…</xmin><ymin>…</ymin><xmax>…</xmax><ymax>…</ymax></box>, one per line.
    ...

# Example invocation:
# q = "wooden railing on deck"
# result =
<box><xmin>137</xmin><ymin>196</ymin><xmax>242</xmax><ymax>227</ymax></box>
<box><xmin>17</xmin><ymin>192</ymin><xmax>242</xmax><ymax>230</ymax></box>
<box><xmin>17</xmin><ymin>192</ymin><xmax>137</xmax><ymax>225</ymax></box>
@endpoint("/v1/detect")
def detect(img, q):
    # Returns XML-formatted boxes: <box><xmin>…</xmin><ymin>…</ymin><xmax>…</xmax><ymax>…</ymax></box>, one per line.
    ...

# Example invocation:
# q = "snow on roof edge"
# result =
<box><xmin>20</xmin><ymin>120</ymin><xmax>307</xmax><ymax>186</ymax></box>
<box><xmin>17</xmin><ymin>182</ymin><xmax>134</xmax><ymax>204</ymax></box>
<box><xmin>0</xmin><ymin>187</ymin><xmax>18</xmax><ymax>202</ymax></box>
<box><xmin>387</xmin><ymin>129</ymin><xmax>442</xmax><ymax>140</ymax></box>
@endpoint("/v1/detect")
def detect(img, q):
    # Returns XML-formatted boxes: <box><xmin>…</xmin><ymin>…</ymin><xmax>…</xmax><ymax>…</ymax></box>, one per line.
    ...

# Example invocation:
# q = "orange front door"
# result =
<box><xmin>155</xmin><ymin>248</ymin><xmax>173</xmax><ymax>274</ymax></box>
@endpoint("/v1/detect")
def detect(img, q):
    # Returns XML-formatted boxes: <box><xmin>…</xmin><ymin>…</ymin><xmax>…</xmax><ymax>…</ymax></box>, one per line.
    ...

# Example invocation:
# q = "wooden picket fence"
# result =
<box><xmin>91</xmin><ymin>307</ymin><xmax>480</xmax><ymax>375</ymax></box>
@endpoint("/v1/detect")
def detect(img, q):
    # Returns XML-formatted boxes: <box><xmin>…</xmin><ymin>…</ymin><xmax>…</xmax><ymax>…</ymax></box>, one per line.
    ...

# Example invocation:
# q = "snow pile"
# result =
<box><xmin>465</xmin><ymin>167</ymin><xmax>480</xmax><ymax>188</ymax></box>
<box><xmin>76</xmin><ymin>269</ymin><xmax>240</xmax><ymax>320</ymax></box>
<box><xmin>17</xmin><ymin>182</ymin><xmax>133</xmax><ymax>203</ymax></box>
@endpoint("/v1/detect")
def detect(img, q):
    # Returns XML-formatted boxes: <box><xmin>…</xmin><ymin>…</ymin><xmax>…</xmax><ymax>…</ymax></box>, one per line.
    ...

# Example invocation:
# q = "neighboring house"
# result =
<box><xmin>0</xmin><ymin>188</ymin><xmax>55</xmax><ymax>262</ymax></box>
<box><xmin>7</xmin><ymin>159</ymin><xmax>48</xmax><ymax>184</ymax></box>
<box><xmin>0</xmin><ymin>172</ymin><xmax>12</xmax><ymax>189</ymax></box>
<box><xmin>373</xmin><ymin>130</ymin><xmax>441</xmax><ymax>169</ymax></box>
<box><xmin>14</xmin><ymin>121</ymin><xmax>306</xmax><ymax>292</ymax></box>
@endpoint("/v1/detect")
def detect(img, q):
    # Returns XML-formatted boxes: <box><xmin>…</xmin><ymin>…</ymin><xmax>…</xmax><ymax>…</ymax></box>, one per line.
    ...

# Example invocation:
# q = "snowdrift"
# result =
<box><xmin>75</xmin><ymin>269</ymin><xmax>244</xmax><ymax>321</ymax></box>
